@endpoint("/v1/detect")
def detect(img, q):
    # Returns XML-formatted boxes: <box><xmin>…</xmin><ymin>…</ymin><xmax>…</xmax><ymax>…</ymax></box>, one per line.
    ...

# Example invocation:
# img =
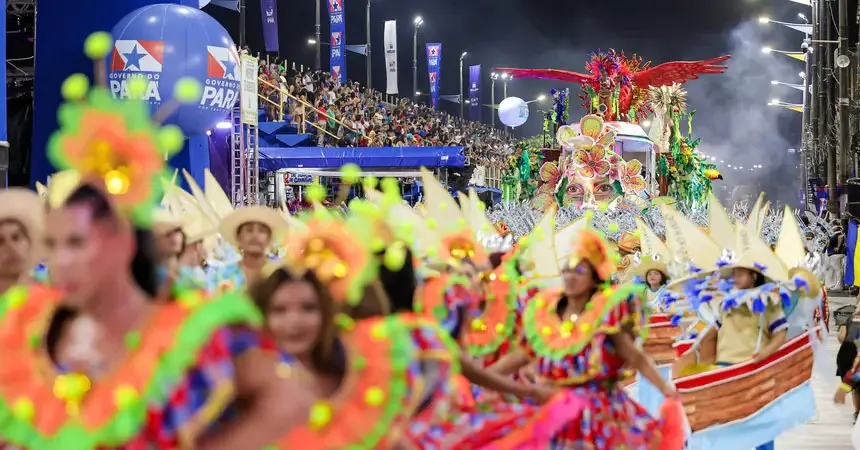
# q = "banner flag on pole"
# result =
<box><xmin>426</xmin><ymin>43</ymin><xmax>442</xmax><ymax>108</ymax></box>
<box><xmin>199</xmin><ymin>0</ymin><xmax>239</xmax><ymax>10</ymax></box>
<box><xmin>260</xmin><ymin>0</ymin><xmax>279</xmax><ymax>53</ymax></box>
<box><xmin>469</xmin><ymin>65</ymin><xmax>481</xmax><ymax>121</ymax></box>
<box><xmin>328</xmin><ymin>0</ymin><xmax>346</xmax><ymax>83</ymax></box>
<box><xmin>345</xmin><ymin>44</ymin><xmax>367</xmax><ymax>55</ymax></box>
<box><xmin>383</xmin><ymin>20</ymin><xmax>398</xmax><ymax>94</ymax></box>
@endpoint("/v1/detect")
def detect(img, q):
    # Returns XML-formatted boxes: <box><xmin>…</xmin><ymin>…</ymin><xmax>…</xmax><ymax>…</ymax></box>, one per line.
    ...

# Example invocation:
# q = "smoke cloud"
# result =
<box><xmin>683</xmin><ymin>20</ymin><xmax>803</xmax><ymax>207</ymax></box>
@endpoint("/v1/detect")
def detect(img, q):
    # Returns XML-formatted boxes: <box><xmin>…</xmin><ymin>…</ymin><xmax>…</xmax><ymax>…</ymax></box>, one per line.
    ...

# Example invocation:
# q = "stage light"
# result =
<box><xmin>761</xmin><ymin>47</ymin><xmax>773</xmax><ymax>53</ymax></box>
<box><xmin>758</xmin><ymin>16</ymin><xmax>770</xmax><ymax>24</ymax></box>
<box><xmin>216</xmin><ymin>121</ymin><xmax>231</xmax><ymax>129</ymax></box>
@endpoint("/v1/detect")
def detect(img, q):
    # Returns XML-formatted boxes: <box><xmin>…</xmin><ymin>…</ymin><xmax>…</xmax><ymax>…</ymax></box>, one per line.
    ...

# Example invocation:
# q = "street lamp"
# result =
<box><xmin>490</xmin><ymin>72</ymin><xmax>499</xmax><ymax>128</ymax></box>
<box><xmin>758</xmin><ymin>16</ymin><xmax>811</xmax><ymax>35</ymax></box>
<box><xmin>413</xmin><ymin>16</ymin><xmax>423</xmax><ymax>98</ymax></box>
<box><xmin>761</xmin><ymin>46</ymin><xmax>807</xmax><ymax>61</ymax></box>
<box><xmin>366</xmin><ymin>0</ymin><xmax>372</xmax><ymax>88</ymax></box>
<box><xmin>314</xmin><ymin>0</ymin><xmax>321</xmax><ymax>70</ymax></box>
<box><xmin>771</xmin><ymin>79</ymin><xmax>807</xmax><ymax>92</ymax></box>
<box><xmin>459</xmin><ymin>51</ymin><xmax>468</xmax><ymax>118</ymax></box>
<box><xmin>308</xmin><ymin>38</ymin><xmax>317</xmax><ymax>45</ymax></box>
<box><xmin>525</xmin><ymin>94</ymin><xmax>546</xmax><ymax>104</ymax></box>
<box><xmin>500</xmin><ymin>73</ymin><xmax>510</xmax><ymax>97</ymax></box>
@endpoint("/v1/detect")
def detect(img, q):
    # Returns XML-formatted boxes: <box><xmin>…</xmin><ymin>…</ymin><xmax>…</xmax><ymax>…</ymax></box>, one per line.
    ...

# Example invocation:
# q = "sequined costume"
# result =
<box><xmin>398</xmin><ymin>314</ymin><xmax>575</xmax><ymax>450</ymax></box>
<box><xmin>518</xmin><ymin>285</ymin><xmax>667</xmax><ymax>449</ymax></box>
<box><xmin>0</xmin><ymin>285</ymin><xmax>264</xmax><ymax>449</ymax></box>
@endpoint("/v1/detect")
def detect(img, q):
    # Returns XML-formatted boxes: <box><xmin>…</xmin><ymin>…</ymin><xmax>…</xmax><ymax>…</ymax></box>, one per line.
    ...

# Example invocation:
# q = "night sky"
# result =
<box><xmin>207</xmin><ymin>0</ymin><xmax>836</xmax><ymax>203</ymax></box>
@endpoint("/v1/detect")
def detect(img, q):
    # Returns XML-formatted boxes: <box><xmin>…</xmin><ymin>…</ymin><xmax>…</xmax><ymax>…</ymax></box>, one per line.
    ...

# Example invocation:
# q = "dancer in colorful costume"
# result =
<box><xmin>245</xmin><ymin>175</ymin><xmax>573</xmax><ymax>449</ymax></box>
<box><xmin>487</xmin><ymin>215</ymin><xmax>685</xmax><ymax>449</ymax></box>
<box><xmin>667</xmin><ymin>197</ymin><xmax>823</xmax><ymax>450</ymax></box>
<box><xmin>0</xmin><ymin>32</ymin><xmax>314</xmax><ymax>449</ymax></box>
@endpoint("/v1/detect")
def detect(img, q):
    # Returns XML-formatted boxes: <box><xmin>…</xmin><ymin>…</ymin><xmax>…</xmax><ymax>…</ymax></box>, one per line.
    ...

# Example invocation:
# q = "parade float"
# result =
<box><xmin>662</xmin><ymin>198</ymin><xmax>825</xmax><ymax>450</ymax></box>
<box><xmin>496</xmin><ymin>49</ymin><xmax>727</xmax><ymax>207</ymax></box>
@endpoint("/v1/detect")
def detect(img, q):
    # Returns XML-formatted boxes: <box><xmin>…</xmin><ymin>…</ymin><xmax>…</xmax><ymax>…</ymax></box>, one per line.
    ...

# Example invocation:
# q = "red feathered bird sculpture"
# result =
<box><xmin>495</xmin><ymin>50</ymin><xmax>730</xmax><ymax>122</ymax></box>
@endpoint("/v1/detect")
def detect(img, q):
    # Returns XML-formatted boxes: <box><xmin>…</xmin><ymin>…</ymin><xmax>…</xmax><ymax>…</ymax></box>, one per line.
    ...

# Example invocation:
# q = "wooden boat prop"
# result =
<box><xmin>643</xmin><ymin>313</ymin><xmax>682</xmax><ymax>365</ymax></box>
<box><xmin>624</xmin><ymin>313</ymin><xmax>683</xmax><ymax>387</ymax></box>
<box><xmin>672</xmin><ymin>328</ymin><xmax>817</xmax><ymax>444</ymax></box>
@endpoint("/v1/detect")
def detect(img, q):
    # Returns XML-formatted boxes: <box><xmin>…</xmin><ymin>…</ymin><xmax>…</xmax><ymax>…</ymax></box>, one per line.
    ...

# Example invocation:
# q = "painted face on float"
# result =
<box><xmin>562</xmin><ymin>174</ymin><xmax>616</xmax><ymax>208</ymax></box>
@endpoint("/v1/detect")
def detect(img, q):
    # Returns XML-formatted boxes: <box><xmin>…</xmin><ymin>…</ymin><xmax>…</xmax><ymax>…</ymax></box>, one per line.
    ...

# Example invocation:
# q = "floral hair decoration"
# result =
<box><xmin>564</xmin><ymin>226</ymin><xmax>619</xmax><ymax>282</ymax></box>
<box><xmin>46</xmin><ymin>32</ymin><xmax>202</xmax><ymax>227</ymax></box>
<box><xmin>283</xmin><ymin>207</ymin><xmax>378</xmax><ymax>307</ymax></box>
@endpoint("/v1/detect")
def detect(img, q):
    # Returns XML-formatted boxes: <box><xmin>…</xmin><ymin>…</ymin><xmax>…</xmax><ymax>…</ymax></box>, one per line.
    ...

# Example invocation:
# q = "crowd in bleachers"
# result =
<box><xmin>256</xmin><ymin>58</ymin><xmax>516</xmax><ymax>169</ymax></box>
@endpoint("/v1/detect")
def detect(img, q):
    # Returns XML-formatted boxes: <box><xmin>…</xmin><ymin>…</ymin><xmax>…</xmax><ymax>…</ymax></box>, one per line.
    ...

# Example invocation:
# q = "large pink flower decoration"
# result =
<box><xmin>619</xmin><ymin>159</ymin><xmax>646</xmax><ymax>193</ymax></box>
<box><xmin>572</xmin><ymin>144</ymin><xmax>610</xmax><ymax>179</ymax></box>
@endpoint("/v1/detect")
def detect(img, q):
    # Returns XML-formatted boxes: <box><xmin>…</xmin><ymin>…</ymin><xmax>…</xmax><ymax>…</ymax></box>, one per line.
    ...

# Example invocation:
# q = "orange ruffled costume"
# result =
<box><xmin>517</xmin><ymin>285</ymin><xmax>685</xmax><ymax>450</ymax></box>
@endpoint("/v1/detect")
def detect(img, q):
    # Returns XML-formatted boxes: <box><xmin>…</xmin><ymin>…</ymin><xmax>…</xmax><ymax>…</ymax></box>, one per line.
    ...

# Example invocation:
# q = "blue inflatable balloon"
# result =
<box><xmin>109</xmin><ymin>4</ymin><xmax>240</xmax><ymax>136</ymax></box>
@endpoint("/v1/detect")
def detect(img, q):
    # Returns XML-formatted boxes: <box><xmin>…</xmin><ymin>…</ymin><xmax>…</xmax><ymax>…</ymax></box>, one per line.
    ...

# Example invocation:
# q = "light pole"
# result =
<box><xmin>501</xmin><ymin>73</ymin><xmax>509</xmax><ymax>97</ymax></box>
<box><xmin>314</xmin><ymin>0</ymin><xmax>321</xmax><ymax>70</ymax></box>
<box><xmin>459</xmin><ymin>51</ymin><xmax>467</xmax><ymax>118</ymax></box>
<box><xmin>366</xmin><ymin>0</ymin><xmax>371</xmax><ymax>88</ymax></box>
<box><xmin>413</xmin><ymin>16</ymin><xmax>423</xmax><ymax>97</ymax></box>
<box><xmin>490</xmin><ymin>72</ymin><xmax>499</xmax><ymax>128</ymax></box>
<box><xmin>837</xmin><ymin>0</ymin><xmax>850</xmax><ymax>187</ymax></box>
<box><xmin>238</xmin><ymin>0</ymin><xmax>246</xmax><ymax>47</ymax></box>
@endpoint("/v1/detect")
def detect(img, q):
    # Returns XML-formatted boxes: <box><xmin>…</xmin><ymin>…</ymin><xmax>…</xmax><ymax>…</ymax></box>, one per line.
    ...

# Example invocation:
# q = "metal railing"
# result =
<box><xmin>255</xmin><ymin>76</ymin><xmax>339</xmax><ymax>141</ymax></box>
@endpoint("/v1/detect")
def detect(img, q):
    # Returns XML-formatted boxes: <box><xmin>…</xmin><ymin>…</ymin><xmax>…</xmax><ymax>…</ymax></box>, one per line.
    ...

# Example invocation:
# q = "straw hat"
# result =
<box><xmin>219</xmin><ymin>205</ymin><xmax>288</xmax><ymax>246</ymax></box>
<box><xmin>0</xmin><ymin>189</ymin><xmax>45</xmax><ymax>266</ymax></box>
<box><xmin>633</xmin><ymin>217</ymin><xmax>669</xmax><ymax>279</ymax></box>
<box><xmin>152</xmin><ymin>208</ymin><xmax>184</xmax><ymax>237</ymax></box>
<box><xmin>182</xmin><ymin>210</ymin><xmax>217</xmax><ymax>244</ymax></box>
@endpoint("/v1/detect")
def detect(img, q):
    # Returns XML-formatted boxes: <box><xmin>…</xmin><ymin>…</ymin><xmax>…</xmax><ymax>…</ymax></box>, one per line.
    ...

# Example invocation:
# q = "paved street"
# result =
<box><xmin>776</xmin><ymin>292</ymin><xmax>854</xmax><ymax>449</ymax></box>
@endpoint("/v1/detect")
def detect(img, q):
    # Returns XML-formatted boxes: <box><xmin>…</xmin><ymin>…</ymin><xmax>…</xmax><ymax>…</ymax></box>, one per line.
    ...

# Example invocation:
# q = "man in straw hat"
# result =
<box><xmin>153</xmin><ymin>208</ymin><xmax>185</xmax><ymax>269</ymax></box>
<box><xmin>0</xmin><ymin>188</ymin><xmax>45</xmax><ymax>292</ymax></box>
<box><xmin>213</xmin><ymin>205</ymin><xmax>288</xmax><ymax>291</ymax></box>
<box><xmin>175</xmin><ymin>207</ymin><xmax>218</xmax><ymax>291</ymax></box>
<box><xmin>152</xmin><ymin>207</ymin><xmax>187</xmax><ymax>294</ymax></box>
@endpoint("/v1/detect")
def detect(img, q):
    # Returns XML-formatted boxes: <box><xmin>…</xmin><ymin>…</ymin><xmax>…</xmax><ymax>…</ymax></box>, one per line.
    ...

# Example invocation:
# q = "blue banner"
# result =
<box><xmin>328</xmin><ymin>0</ymin><xmax>346</xmax><ymax>83</ymax></box>
<box><xmin>469</xmin><ymin>64</ymin><xmax>481</xmax><ymax>122</ymax></box>
<box><xmin>260</xmin><ymin>0</ymin><xmax>279</xmax><ymax>53</ymax></box>
<box><xmin>426</xmin><ymin>43</ymin><xmax>441</xmax><ymax>108</ymax></box>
